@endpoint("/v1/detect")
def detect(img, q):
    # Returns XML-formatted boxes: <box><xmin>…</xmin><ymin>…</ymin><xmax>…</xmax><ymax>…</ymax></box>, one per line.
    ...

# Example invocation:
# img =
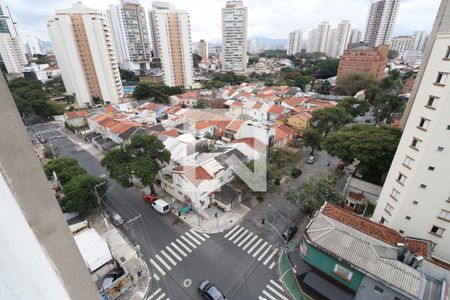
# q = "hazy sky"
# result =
<box><xmin>10</xmin><ymin>0</ymin><xmax>441</xmax><ymax>42</ymax></box>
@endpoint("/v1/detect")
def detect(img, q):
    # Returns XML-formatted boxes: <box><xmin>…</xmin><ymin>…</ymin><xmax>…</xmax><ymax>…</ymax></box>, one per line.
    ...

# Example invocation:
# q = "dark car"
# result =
<box><xmin>282</xmin><ymin>225</ymin><xmax>298</xmax><ymax>242</ymax></box>
<box><xmin>291</xmin><ymin>168</ymin><xmax>302</xmax><ymax>178</ymax></box>
<box><xmin>198</xmin><ymin>280</ymin><xmax>226</xmax><ymax>300</ymax></box>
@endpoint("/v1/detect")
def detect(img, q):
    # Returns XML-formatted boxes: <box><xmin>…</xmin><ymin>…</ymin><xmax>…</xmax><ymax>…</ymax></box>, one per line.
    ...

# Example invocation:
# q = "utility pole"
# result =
<box><xmin>49</xmin><ymin>139</ymin><xmax>56</xmax><ymax>159</ymax></box>
<box><xmin>126</xmin><ymin>215</ymin><xmax>146</xmax><ymax>290</ymax></box>
<box><xmin>262</xmin><ymin>218</ymin><xmax>288</xmax><ymax>254</ymax></box>
<box><xmin>268</xmin><ymin>204</ymin><xmax>289</xmax><ymax>223</ymax></box>
<box><xmin>94</xmin><ymin>181</ymin><xmax>108</xmax><ymax>227</ymax></box>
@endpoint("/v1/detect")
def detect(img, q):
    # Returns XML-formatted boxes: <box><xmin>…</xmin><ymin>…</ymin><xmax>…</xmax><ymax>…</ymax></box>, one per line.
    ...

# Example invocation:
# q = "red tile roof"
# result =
<box><xmin>65</xmin><ymin>110</ymin><xmax>88</xmax><ymax>119</ymax></box>
<box><xmin>230</xmin><ymin>101</ymin><xmax>244</xmax><ymax>107</ymax></box>
<box><xmin>322</xmin><ymin>203</ymin><xmax>430</xmax><ymax>257</ymax></box>
<box><xmin>252</xmin><ymin>102</ymin><xmax>263</xmax><ymax>109</ymax></box>
<box><xmin>195</xmin><ymin>120</ymin><xmax>216</xmax><ymax>130</ymax></box>
<box><xmin>283</xmin><ymin>97</ymin><xmax>304</xmax><ymax>107</ymax></box>
<box><xmin>225</xmin><ymin>119</ymin><xmax>244</xmax><ymax>132</ymax></box>
<box><xmin>104</xmin><ymin>105</ymin><xmax>117</xmax><ymax>113</ymax></box>
<box><xmin>348</xmin><ymin>192</ymin><xmax>365</xmax><ymax>202</ymax></box>
<box><xmin>267</xmin><ymin>105</ymin><xmax>287</xmax><ymax>115</ymax></box>
<box><xmin>160</xmin><ymin>129</ymin><xmax>179</xmax><ymax>137</ymax></box>
<box><xmin>231</xmin><ymin>138</ymin><xmax>266</xmax><ymax>153</ymax></box>
<box><xmin>273</xmin><ymin>124</ymin><xmax>294</xmax><ymax>142</ymax></box>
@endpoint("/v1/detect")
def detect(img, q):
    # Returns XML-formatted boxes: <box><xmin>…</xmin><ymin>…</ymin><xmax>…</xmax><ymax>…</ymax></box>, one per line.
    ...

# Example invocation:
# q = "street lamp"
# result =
<box><xmin>94</xmin><ymin>181</ymin><xmax>108</xmax><ymax>227</ymax></box>
<box><xmin>268</xmin><ymin>204</ymin><xmax>288</xmax><ymax>223</ymax></box>
<box><xmin>261</xmin><ymin>218</ymin><xmax>287</xmax><ymax>252</ymax></box>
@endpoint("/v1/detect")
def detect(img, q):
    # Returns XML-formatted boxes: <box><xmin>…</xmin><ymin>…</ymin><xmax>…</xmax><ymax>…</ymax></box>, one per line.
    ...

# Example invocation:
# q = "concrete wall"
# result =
<box><xmin>355</xmin><ymin>276</ymin><xmax>411</xmax><ymax>300</ymax></box>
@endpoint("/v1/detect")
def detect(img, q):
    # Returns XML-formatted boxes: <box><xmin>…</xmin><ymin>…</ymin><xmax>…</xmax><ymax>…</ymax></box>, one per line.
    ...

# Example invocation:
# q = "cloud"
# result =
<box><xmin>7</xmin><ymin>0</ymin><xmax>440</xmax><ymax>42</ymax></box>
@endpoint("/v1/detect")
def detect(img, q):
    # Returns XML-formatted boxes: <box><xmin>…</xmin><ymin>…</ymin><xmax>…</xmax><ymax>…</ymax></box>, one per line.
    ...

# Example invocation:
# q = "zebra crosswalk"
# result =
<box><xmin>147</xmin><ymin>287</ymin><xmax>170</xmax><ymax>300</ymax></box>
<box><xmin>224</xmin><ymin>225</ymin><xmax>279</xmax><ymax>270</ymax></box>
<box><xmin>149</xmin><ymin>228</ymin><xmax>209</xmax><ymax>281</ymax></box>
<box><xmin>258</xmin><ymin>280</ymin><xmax>289</xmax><ymax>300</ymax></box>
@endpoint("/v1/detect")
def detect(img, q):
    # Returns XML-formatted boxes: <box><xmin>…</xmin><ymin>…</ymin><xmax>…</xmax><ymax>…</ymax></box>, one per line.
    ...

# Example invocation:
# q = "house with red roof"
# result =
<box><xmin>272</xmin><ymin>124</ymin><xmax>294</xmax><ymax>148</ymax></box>
<box><xmin>286</xmin><ymin>112</ymin><xmax>312</xmax><ymax>131</ymax></box>
<box><xmin>267</xmin><ymin>105</ymin><xmax>290</xmax><ymax>122</ymax></box>
<box><xmin>64</xmin><ymin>110</ymin><xmax>88</xmax><ymax>128</ymax></box>
<box><xmin>170</xmin><ymin>92</ymin><xmax>200</xmax><ymax>107</ymax></box>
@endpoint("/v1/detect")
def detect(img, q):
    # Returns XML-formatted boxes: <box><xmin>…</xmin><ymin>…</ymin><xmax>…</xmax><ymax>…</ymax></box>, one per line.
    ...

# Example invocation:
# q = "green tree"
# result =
<box><xmin>388</xmin><ymin>49</ymin><xmax>399</xmax><ymax>59</ymax></box>
<box><xmin>132</xmin><ymin>83</ymin><xmax>183</xmax><ymax>103</ymax></box>
<box><xmin>337</xmin><ymin>72</ymin><xmax>378</xmax><ymax>96</ymax></box>
<box><xmin>336</xmin><ymin>97</ymin><xmax>370</xmax><ymax>117</ymax></box>
<box><xmin>316</xmin><ymin>80</ymin><xmax>331</xmax><ymax>94</ymax></box>
<box><xmin>43</xmin><ymin>157</ymin><xmax>87</xmax><ymax>185</ymax></box>
<box><xmin>119</xmin><ymin>68</ymin><xmax>139</xmax><ymax>83</ymax></box>
<box><xmin>150</xmin><ymin>57</ymin><xmax>161</xmax><ymax>68</ymax></box>
<box><xmin>310</xmin><ymin>107</ymin><xmax>353</xmax><ymax>135</ymax></box>
<box><xmin>284</xmin><ymin>176</ymin><xmax>343</xmax><ymax>215</ymax></box>
<box><xmin>193</xmin><ymin>53</ymin><xmax>202</xmax><ymax>67</ymax></box>
<box><xmin>101</xmin><ymin>134</ymin><xmax>170</xmax><ymax>193</ymax></box>
<box><xmin>372</xmin><ymin>94</ymin><xmax>404</xmax><ymax>123</ymax></box>
<box><xmin>61</xmin><ymin>174</ymin><xmax>107</xmax><ymax>214</ymax></box>
<box><xmin>303</xmin><ymin>128</ymin><xmax>323</xmax><ymax>155</ymax></box>
<box><xmin>294</xmin><ymin>75</ymin><xmax>315</xmax><ymax>90</ymax></box>
<box><xmin>315</xmin><ymin>59</ymin><xmax>340</xmax><ymax>79</ymax></box>
<box><xmin>322</xmin><ymin>124</ymin><xmax>401</xmax><ymax>184</ymax></box>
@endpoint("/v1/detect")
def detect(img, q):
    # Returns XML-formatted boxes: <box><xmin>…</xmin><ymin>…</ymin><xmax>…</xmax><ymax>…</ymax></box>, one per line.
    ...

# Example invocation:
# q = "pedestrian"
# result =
<box><xmin>327</xmin><ymin>160</ymin><xmax>331</xmax><ymax>167</ymax></box>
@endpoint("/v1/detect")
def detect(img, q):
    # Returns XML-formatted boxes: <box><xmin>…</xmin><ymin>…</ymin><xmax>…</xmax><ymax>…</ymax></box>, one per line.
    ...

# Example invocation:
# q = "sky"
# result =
<box><xmin>9</xmin><ymin>0</ymin><xmax>441</xmax><ymax>43</ymax></box>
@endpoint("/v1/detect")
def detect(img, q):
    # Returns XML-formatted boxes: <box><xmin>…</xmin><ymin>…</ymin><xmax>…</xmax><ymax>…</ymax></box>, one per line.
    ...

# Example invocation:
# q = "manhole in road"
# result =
<box><xmin>184</xmin><ymin>279</ymin><xmax>192</xmax><ymax>288</ymax></box>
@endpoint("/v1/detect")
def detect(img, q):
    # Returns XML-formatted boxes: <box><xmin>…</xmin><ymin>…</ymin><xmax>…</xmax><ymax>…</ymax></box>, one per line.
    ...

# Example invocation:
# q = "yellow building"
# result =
<box><xmin>286</xmin><ymin>112</ymin><xmax>312</xmax><ymax>131</ymax></box>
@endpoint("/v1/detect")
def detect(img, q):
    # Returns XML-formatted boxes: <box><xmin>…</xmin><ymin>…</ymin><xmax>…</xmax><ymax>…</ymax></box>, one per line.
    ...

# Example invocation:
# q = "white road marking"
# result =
<box><xmin>201</xmin><ymin>232</ymin><xmax>210</xmax><ymax>239</ymax></box>
<box><xmin>247</xmin><ymin>238</ymin><xmax>263</xmax><ymax>255</ymax></box>
<box><xmin>228</xmin><ymin>227</ymin><xmax>245</xmax><ymax>241</ymax></box>
<box><xmin>238</xmin><ymin>231</ymin><xmax>253</xmax><ymax>247</ymax></box>
<box><xmin>161</xmin><ymin>250</ymin><xmax>177</xmax><ymax>266</ymax></box>
<box><xmin>258</xmin><ymin>297</ymin><xmax>267</xmax><ymax>300</ymax></box>
<box><xmin>155</xmin><ymin>254</ymin><xmax>172</xmax><ymax>271</ymax></box>
<box><xmin>253</xmin><ymin>241</ymin><xmax>268</xmax><ymax>258</ymax></box>
<box><xmin>153</xmin><ymin>273</ymin><xmax>160</xmax><ymax>281</ymax></box>
<box><xmin>171</xmin><ymin>242</ymin><xmax>188</xmax><ymax>257</ymax></box>
<box><xmin>270</xmin><ymin>280</ymin><xmax>284</xmax><ymax>291</ymax></box>
<box><xmin>263</xmin><ymin>248</ymin><xmax>279</xmax><ymax>265</ymax></box>
<box><xmin>262</xmin><ymin>290</ymin><xmax>277</xmax><ymax>300</ymax></box>
<box><xmin>150</xmin><ymin>258</ymin><xmax>166</xmax><ymax>276</ymax></box>
<box><xmin>176</xmin><ymin>239</ymin><xmax>192</xmax><ymax>253</ymax></box>
<box><xmin>224</xmin><ymin>225</ymin><xmax>240</xmax><ymax>238</ymax></box>
<box><xmin>267</xmin><ymin>285</ymin><xmax>288</xmax><ymax>300</ymax></box>
<box><xmin>233</xmin><ymin>229</ymin><xmax>248</xmax><ymax>244</ymax></box>
<box><xmin>148</xmin><ymin>288</ymin><xmax>161</xmax><ymax>299</ymax></box>
<box><xmin>242</xmin><ymin>235</ymin><xmax>258</xmax><ymax>251</ymax></box>
<box><xmin>185</xmin><ymin>232</ymin><xmax>202</xmax><ymax>245</ymax></box>
<box><xmin>269</xmin><ymin>261</ymin><xmax>276</xmax><ymax>270</ymax></box>
<box><xmin>166</xmin><ymin>246</ymin><xmax>182</xmax><ymax>262</ymax></box>
<box><xmin>181</xmin><ymin>235</ymin><xmax>197</xmax><ymax>249</ymax></box>
<box><xmin>155</xmin><ymin>293</ymin><xmax>166</xmax><ymax>300</ymax></box>
<box><xmin>189</xmin><ymin>229</ymin><xmax>206</xmax><ymax>241</ymax></box>
<box><xmin>257</xmin><ymin>244</ymin><xmax>272</xmax><ymax>261</ymax></box>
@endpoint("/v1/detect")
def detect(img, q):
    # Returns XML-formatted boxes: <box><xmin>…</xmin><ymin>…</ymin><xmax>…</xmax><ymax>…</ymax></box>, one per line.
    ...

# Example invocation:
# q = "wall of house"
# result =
<box><xmin>287</xmin><ymin>117</ymin><xmax>308</xmax><ymax>130</ymax></box>
<box><xmin>300</xmin><ymin>239</ymin><xmax>364</xmax><ymax>292</ymax></box>
<box><xmin>355</xmin><ymin>276</ymin><xmax>411</xmax><ymax>300</ymax></box>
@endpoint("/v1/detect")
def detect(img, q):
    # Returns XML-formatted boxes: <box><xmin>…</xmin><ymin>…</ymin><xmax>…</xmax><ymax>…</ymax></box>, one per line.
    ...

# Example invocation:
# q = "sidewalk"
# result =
<box><xmin>278</xmin><ymin>242</ymin><xmax>312</xmax><ymax>300</ymax></box>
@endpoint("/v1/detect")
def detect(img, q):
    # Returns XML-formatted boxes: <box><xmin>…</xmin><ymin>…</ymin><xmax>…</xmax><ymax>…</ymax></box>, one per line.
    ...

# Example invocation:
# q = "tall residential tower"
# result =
<box><xmin>221</xmin><ymin>0</ymin><xmax>248</xmax><ymax>71</ymax></box>
<box><xmin>287</xmin><ymin>30</ymin><xmax>302</xmax><ymax>55</ymax></box>
<box><xmin>148</xmin><ymin>1</ymin><xmax>193</xmax><ymax>88</ymax></box>
<box><xmin>107</xmin><ymin>0</ymin><xmax>151</xmax><ymax>73</ymax></box>
<box><xmin>306</xmin><ymin>21</ymin><xmax>330</xmax><ymax>54</ymax></box>
<box><xmin>373</xmin><ymin>0</ymin><xmax>450</xmax><ymax>262</ymax></box>
<box><xmin>198</xmin><ymin>39</ymin><xmax>208</xmax><ymax>61</ymax></box>
<box><xmin>364</xmin><ymin>0</ymin><xmax>400</xmax><ymax>46</ymax></box>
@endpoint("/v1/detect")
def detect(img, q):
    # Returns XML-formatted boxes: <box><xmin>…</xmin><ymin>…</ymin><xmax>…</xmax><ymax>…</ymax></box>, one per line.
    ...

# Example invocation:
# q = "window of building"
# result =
<box><xmin>403</xmin><ymin>156</ymin><xmax>414</xmax><ymax>168</ymax></box>
<box><xmin>438</xmin><ymin>146</ymin><xmax>445</xmax><ymax>152</ymax></box>
<box><xmin>390</xmin><ymin>188</ymin><xmax>400</xmax><ymax>200</ymax></box>
<box><xmin>430</xmin><ymin>225</ymin><xmax>445</xmax><ymax>237</ymax></box>
<box><xmin>426</xmin><ymin>96</ymin><xmax>438</xmax><ymax>108</ymax></box>
<box><xmin>413</xmin><ymin>200</ymin><xmax>419</xmax><ymax>205</ymax></box>
<box><xmin>429</xmin><ymin>166</ymin><xmax>435</xmax><ymax>171</ymax></box>
<box><xmin>405</xmin><ymin>216</ymin><xmax>411</xmax><ymax>220</ymax></box>
<box><xmin>397</xmin><ymin>173</ymin><xmax>407</xmax><ymax>185</ymax></box>
<box><xmin>445</xmin><ymin>46</ymin><xmax>450</xmax><ymax>59</ymax></box>
<box><xmin>411</xmin><ymin>137</ymin><xmax>421</xmax><ymax>150</ymax></box>
<box><xmin>374</xmin><ymin>286</ymin><xmax>384</xmax><ymax>294</ymax></box>
<box><xmin>438</xmin><ymin>210</ymin><xmax>450</xmax><ymax>222</ymax></box>
<box><xmin>399</xmin><ymin>230</ymin><xmax>405</xmax><ymax>234</ymax></box>
<box><xmin>418</xmin><ymin>117</ymin><xmax>430</xmax><ymax>130</ymax></box>
<box><xmin>436</xmin><ymin>72</ymin><xmax>448</xmax><ymax>85</ymax></box>
<box><xmin>380</xmin><ymin>217</ymin><xmax>386</xmax><ymax>224</ymax></box>
<box><xmin>419</xmin><ymin>184</ymin><xmax>427</xmax><ymax>189</ymax></box>
<box><xmin>333</xmin><ymin>264</ymin><xmax>353</xmax><ymax>281</ymax></box>
<box><xmin>385</xmin><ymin>203</ymin><xmax>394</xmax><ymax>215</ymax></box>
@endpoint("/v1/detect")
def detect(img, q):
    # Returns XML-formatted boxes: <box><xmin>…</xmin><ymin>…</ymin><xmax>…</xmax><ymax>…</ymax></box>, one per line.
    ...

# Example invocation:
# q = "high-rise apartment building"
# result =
<box><xmin>287</xmin><ymin>30</ymin><xmax>302</xmax><ymax>55</ymax></box>
<box><xmin>364</xmin><ymin>0</ymin><xmax>400</xmax><ymax>46</ymax></box>
<box><xmin>24</xmin><ymin>34</ymin><xmax>45</xmax><ymax>56</ymax></box>
<box><xmin>48</xmin><ymin>2</ymin><xmax>123</xmax><ymax>107</ymax></box>
<box><xmin>390</xmin><ymin>35</ymin><xmax>414</xmax><ymax>56</ymax></box>
<box><xmin>372</xmin><ymin>0</ymin><xmax>450</xmax><ymax>262</ymax></box>
<box><xmin>348</xmin><ymin>28</ymin><xmax>362</xmax><ymax>45</ymax></box>
<box><xmin>326</xmin><ymin>20</ymin><xmax>351</xmax><ymax>58</ymax></box>
<box><xmin>0</xmin><ymin>0</ymin><xmax>27</xmax><ymax>76</ymax></box>
<box><xmin>221</xmin><ymin>0</ymin><xmax>248</xmax><ymax>71</ymax></box>
<box><xmin>107</xmin><ymin>0</ymin><xmax>151</xmax><ymax>73</ymax></box>
<box><xmin>148</xmin><ymin>2</ymin><xmax>193</xmax><ymax>88</ymax></box>
<box><xmin>306</xmin><ymin>21</ymin><xmax>330</xmax><ymax>53</ymax></box>
<box><xmin>412</xmin><ymin>30</ymin><xmax>428</xmax><ymax>52</ymax></box>
<box><xmin>198</xmin><ymin>39</ymin><xmax>208</xmax><ymax>61</ymax></box>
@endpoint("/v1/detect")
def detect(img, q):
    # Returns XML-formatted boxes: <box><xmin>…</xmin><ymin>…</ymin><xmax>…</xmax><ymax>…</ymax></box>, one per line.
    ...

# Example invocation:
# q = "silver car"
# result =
<box><xmin>111</xmin><ymin>213</ymin><xmax>124</xmax><ymax>226</ymax></box>
<box><xmin>307</xmin><ymin>155</ymin><xmax>318</xmax><ymax>164</ymax></box>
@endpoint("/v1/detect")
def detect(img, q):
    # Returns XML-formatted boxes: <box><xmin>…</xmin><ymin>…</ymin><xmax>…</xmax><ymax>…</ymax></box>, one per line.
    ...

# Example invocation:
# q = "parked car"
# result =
<box><xmin>144</xmin><ymin>194</ymin><xmax>157</xmax><ymax>203</ymax></box>
<box><xmin>198</xmin><ymin>280</ymin><xmax>227</xmax><ymax>300</ymax></box>
<box><xmin>364</xmin><ymin>119</ymin><xmax>372</xmax><ymax>123</ymax></box>
<box><xmin>291</xmin><ymin>168</ymin><xmax>302</xmax><ymax>178</ymax></box>
<box><xmin>101</xmin><ymin>269</ymin><xmax>123</xmax><ymax>290</ymax></box>
<box><xmin>282</xmin><ymin>225</ymin><xmax>298</xmax><ymax>242</ymax></box>
<box><xmin>152</xmin><ymin>199</ymin><xmax>170</xmax><ymax>215</ymax></box>
<box><xmin>307</xmin><ymin>155</ymin><xmax>318</xmax><ymax>164</ymax></box>
<box><xmin>111</xmin><ymin>213</ymin><xmax>124</xmax><ymax>227</ymax></box>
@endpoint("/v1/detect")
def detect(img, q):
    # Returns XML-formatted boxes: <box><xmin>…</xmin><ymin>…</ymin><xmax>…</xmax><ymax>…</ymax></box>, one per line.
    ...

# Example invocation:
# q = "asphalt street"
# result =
<box><xmin>27</xmin><ymin>121</ymin><xmax>294</xmax><ymax>300</ymax></box>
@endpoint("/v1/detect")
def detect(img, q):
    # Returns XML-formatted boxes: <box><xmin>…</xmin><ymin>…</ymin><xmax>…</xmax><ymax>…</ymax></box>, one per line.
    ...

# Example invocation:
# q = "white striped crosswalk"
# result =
<box><xmin>147</xmin><ymin>287</ymin><xmax>170</xmax><ymax>300</ymax></box>
<box><xmin>224</xmin><ymin>225</ymin><xmax>279</xmax><ymax>270</ymax></box>
<box><xmin>148</xmin><ymin>229</ymin><xmax>209</xmax><ymax>281</ymax></box>
<box><xmin>258</xmin><ymin>280</ymin><xmax>289</xmax><ymax>300</ymax></box>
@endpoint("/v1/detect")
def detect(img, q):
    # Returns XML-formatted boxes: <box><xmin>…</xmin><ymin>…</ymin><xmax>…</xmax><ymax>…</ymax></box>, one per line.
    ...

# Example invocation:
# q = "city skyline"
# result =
<box><xmin>9</xmin><ymin>0</ymin><xmax>440</xmax><ymax>44</ymax></box>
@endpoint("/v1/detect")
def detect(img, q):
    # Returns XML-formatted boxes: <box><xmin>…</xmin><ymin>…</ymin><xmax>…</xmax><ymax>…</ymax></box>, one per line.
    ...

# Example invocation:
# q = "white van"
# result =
<box><xmin>152</xmin><ymin>199</ymin><xmax>170</xmax><ymax>215</ymax></box>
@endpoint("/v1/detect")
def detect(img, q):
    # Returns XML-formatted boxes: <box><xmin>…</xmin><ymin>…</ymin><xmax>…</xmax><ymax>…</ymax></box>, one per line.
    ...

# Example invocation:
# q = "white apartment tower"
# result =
<box><xmin>47</xmin><ymin>2</ymin><xmax>123</xmax><ymax>107</ymax></box>
<box><xmin>0</xmin><ymin>0</ymin><xmax>27</xmax><ymax>75</ymax></box>
<box><xmin>326</xmin><ymin>20</ymin><xmax>351</xmax><ymax>58</ymax></box>
<box><xmin>221</xmin><ymin>0</ymin><xmax>248</xmax><ymax>71</ymax></box>
<box><xmin>364</xmin><ymin>0</ymin><xmax>400</xmax><ymax>46</ymax></box>
<box><xmin>348</xmin><ymin>29</ymin><xmax>362</xmax><ymax>45</ymax></box>
<box><xmin>373</xmin><ymin>0</ymin><xmax>450</xmax><ymax>262</ymax></box>
<box><xmin>198</xmin><ymin>39</ymin><xmax>208</xmax><ymax>61</ymax></box>
<box><xmin>390</xmin><ymin>35</ymin><xmax>414</xmax><ymax>56</ymax></box>
<box><xmin>412</xmin><ymin>30</ymin><xmax>429</xmax><ymax>52</ymax></box>
<box><xmin>287</xmin><ymin>30</ymin><xmax>302</xmax><ymax>55</ymax></box>
<box><xmin>148</xmin><ymin>1</ymin><xmax>193</xmax><ymax>88</ymax></box>
<box><xmin>107</xmin><ymin>0</ymin><xmax>151</xmax><ymax>73</ymax></box>
<box><xmin>24</xmin><ymin>34</ymin><xmax>45</xmax><ymax>56</ymax></box>
<box><xmin>306</xmin><ymin>21</ymin><xmax>330</xmax><ymax>53</ymax></box>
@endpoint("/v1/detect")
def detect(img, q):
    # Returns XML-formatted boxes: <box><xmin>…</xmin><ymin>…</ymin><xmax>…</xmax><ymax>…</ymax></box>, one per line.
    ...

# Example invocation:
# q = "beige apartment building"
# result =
<box><xmin>48</xmin><ymin>2</ymin><xmax>123</xmax><ymax>107</ymax></box>
<box><xmin>198</xmin><ymin>39</ymin><xmax>208</xmax><ymax>62</ymax></box>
